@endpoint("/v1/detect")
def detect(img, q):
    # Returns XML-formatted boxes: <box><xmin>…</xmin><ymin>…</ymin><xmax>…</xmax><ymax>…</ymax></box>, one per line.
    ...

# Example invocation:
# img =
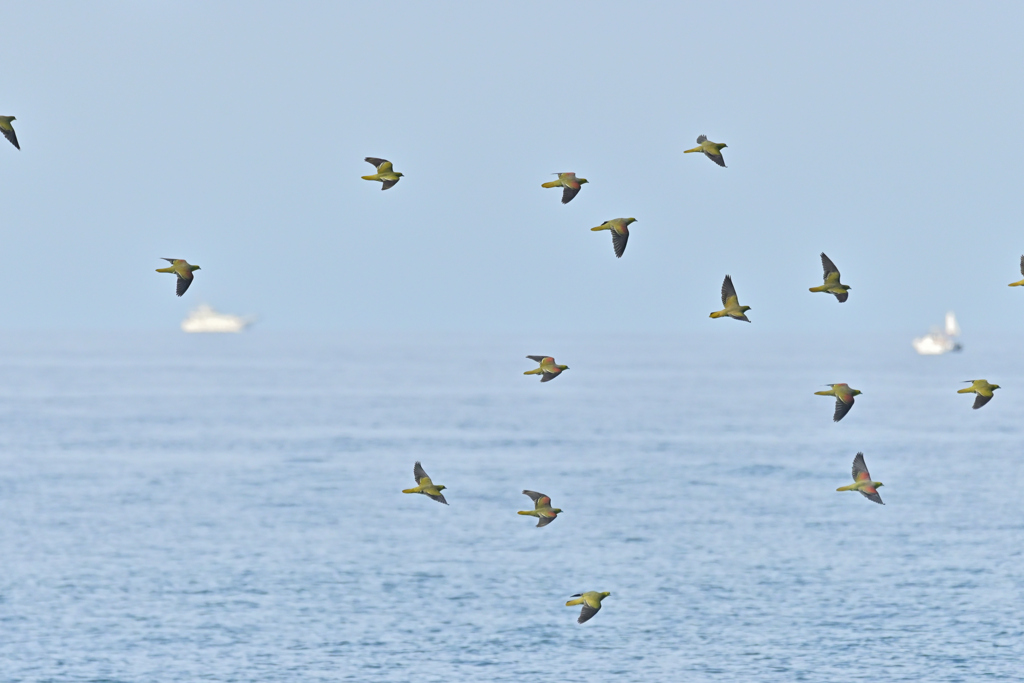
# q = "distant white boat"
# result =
<box><xmin>912</xmin><ymin>311</ymin><xmax>962</xmax><ymax>355</ymax></box>
<box><xmin>181</xmin><ymin>304</ymin><xmax>255</xmax><ymax>333</ymax></box>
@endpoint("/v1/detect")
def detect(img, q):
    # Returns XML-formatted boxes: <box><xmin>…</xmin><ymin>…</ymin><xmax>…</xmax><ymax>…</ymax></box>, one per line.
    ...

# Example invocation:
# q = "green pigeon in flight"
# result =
<box><xmin>523</xmin><ymin>356</ymin><xmax>569</xmax><ymax>382</ymax></box>
<box><xmin>1008</xmin><ymin>256</ymin><xmax>1024</xmax><ymax>286</ymax></box>
<box><xmin>684</xmin><ymin>134</ymin><xmax>727</xmax><ymax>167</ymax></box>
<box><xmin>541</xmin><ymin>172</ymin><xmax>589</xmax><ymax>204</ymax></box>
<box><xmin>590</xmin><ymin>217</ymin><xmax>637</xmax><ymax>258</ymax></box>
<box><xmin>517</xmin><ymin>490</ymin><xmax>563</xmax><ymax>527</ymax></box>
<box><xmin>565</xmin><ymin>591</ymin><xmax>611</xmax><ymax>624</ymax></box>
<box><xmin>809</xmin><ymin>252</ymin><xmax>851</xmax><ymax>302</ymax></box>
<box><xmin>709</xmin><ymin>275</ymin><xmax>751</xmax><ymax>322</ymax></box>
<box><xmin>362</xmin><ymin>157</ymin><xmax>404</xmax><ymax>190</ymax></box>
<box><xmin>815</xmin><ymin>383</ymin><xmax>862</xmax><ymax>422</ymax></box>
<box><xmin>401</xmin><ymin>461</ymin><xmax>448</xmax><ymax>504</ymax></box>
<box><xmin>0</xmin><ymin>116</ymin><xmax>19</xmax><ymax>149</ymax></box>
<box><xmin>836</xmin><ymin>452</ymin><xmax>884</xmax><ymax>505</ymax></box>
<box><xmin>957</xmin><ymin>379</ymin><xmax>1000</xmax><ymax>409</ymax></box>
<box><xmin>155</xmin><ymin>258</ymin><xmax>200</xmax><ymax>297</ymax></box>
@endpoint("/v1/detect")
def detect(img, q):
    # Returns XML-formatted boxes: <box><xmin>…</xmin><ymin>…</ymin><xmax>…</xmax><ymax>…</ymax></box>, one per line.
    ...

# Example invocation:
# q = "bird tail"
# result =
<box><xmin>523</xmin><ymin>368</ymin><xmax>542</xmax><ymax>375</ymax></box>
<box><xmin>836</xmin><ymin>484</ymin><xmax>856</xmax><ymax>492</ymax></box>
<box><xmin>565</xmin><ymin>597</ymin><xmax>584</xmax><ymax>606</ymax></box>
<box><xmin>709</xmin><ymin>310</ymin><xmax>726</xmax><ymax>318</ymax></box>
<box><xmin>401</xmin><ymin>487</ymin><xmax>421</xmax><ymax>494</ymax></box>
<box><xmin>956</xmin><ymin>387</ymin><xmax>973</xmax><ymax>394</ymax></box>
<box><xmin>155</xmin><ymin>267</ymin><xmax>175</xmax><ymax>273</ymax></box>
<box><xmin>683</xmin><ymin>145</ymin><xmax>703</xmax><ymax>154</ymax></box>
<box><xmin>813</xmin><ymin>390</ymin><xmax>833</xmax><ymax>396</ymax></box>
<box><xmin>590</xmin><ymin>225</ymin><xmax>607</xmax><ymax>231</ymax></box>
<box><xmin>541</xmin><ymin>180</ymin><xmax>561</xmax><ymax>188</ymax></box>
<box><xmin>809</xmin><ymin>285</ymin><xmax>829</xmax><ymax>292</ymax></box>
<box><xmin>517</xmin><ymin>510</ymin><xmax>536</xmax><ymax>516</ymax></box>
<box><xmin>361</xmin><ymin>174</ymin><xmax>379</xmax><ymax>181</ymax></box>
<box><xmin>1009</xmin><ymin>280</ymin><xmax>1024</xmax><ymax>287</ymax></box>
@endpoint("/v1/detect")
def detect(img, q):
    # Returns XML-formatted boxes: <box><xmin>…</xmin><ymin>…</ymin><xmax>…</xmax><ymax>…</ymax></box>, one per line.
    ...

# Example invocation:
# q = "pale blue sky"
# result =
<box><xmin>2</xmin><ymin>2</ymin><xmax>1023</xmax><ymax>333</ymax></box>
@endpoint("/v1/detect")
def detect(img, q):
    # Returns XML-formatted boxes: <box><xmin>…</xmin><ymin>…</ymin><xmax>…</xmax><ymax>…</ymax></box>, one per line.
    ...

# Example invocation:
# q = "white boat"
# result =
<box><xmin>912</xmin><ymin>311</ymin><xmax>962</xmax><ymax>355</ymax></box>
<box><xmin>181</xmin><ymin>304</ymin><xmax>255</xmax><ymax>333</ymax></box>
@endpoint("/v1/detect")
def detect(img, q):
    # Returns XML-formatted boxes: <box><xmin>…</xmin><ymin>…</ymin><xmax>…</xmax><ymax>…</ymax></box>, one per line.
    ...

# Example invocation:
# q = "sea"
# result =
<box><xmin>0</xmin><ymin>330</ymin><xmax>1021</xmax><ymax>682</ymax></box>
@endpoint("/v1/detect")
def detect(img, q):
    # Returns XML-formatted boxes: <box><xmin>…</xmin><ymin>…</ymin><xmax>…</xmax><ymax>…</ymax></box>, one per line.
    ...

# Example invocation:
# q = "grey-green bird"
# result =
<box><xmin>0</xmin><ymin>116</ymin><xmax>19</xmax><ymax>150</ymax></box>
<box><xmin>517</xmin><ymin>490</ymin><xmax>563</xmax><ymax>527</ymax></box>
<box><xmin>565</xmin><ymin>591</ymin><xmax>611</xmax><ymax>624</ymax></box>
<box><xmin>541</xmin><ymin>172</ymin><xmax>588</xmax><ymax>204</ymax></box>
<box><xmin>401</xmin><ymin>461</ymin><xmax>448</xmax><ymax>504</ymax></box>
<box><xmin>362</xmin><ymin>157</ymin><xmax>404</xmax><ymax>190</ymax></box>
<box><xmin>958</xmin><ymin>379</ymin><xmax>1000</xmax><ymax>409</ymax></box>
<box><xmin>814</xmin><ymin>383</ymin><xmax>862</xmax><ymax>422</ymax></box>
<box><xmin>836</xmin><ymin>452</ymin><xmax>884</xmax><ymax>505</ymax></box>
<box><xmin>155</xmin><ymin>258</ymin><xmax>200</xmax><ymax>297</ymax></box>
<box><xmin>809</xmin><ymin>252</ymin><xmax>850</xmax><ymax>302</ymax></box>
<box><xmin>683</xmin><ymin>134</ymin><xmax>727</xmax><ymax>167</ymax></box>
<box><xmin>709</xmin><ymin>275</ymin><xmax>751</xmax><ymax>322</ymax></box>
<box><xmin>1008</xmin><ymin>256</ymin><xmax>1024</xmax><ymax>287</ymax></box>
<box><xmin>590</xmin><ymin>217</ymin><xmax>637</xmax><ymax>258</ymax></box>
<box><xmin>524</xmin><ymin>355</ymin><xmax>569</xmax><ymax>382</ymax></box>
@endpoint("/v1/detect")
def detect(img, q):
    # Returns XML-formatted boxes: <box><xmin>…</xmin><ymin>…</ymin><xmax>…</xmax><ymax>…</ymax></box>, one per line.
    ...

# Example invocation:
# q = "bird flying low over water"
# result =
<box><xmin>1008</xmin><ymin>256</ymin><xmax>1024</xmax><ymax>286</ymax></box>
<box><xmin>518</xmin><ymin>490</ymin><xmax>563</xmax><ymax>527</ymax></box>
<box><xmin>524</xmin><ymin>356</ymin><xmax>569</xmax><ymax>382</ymax></box>
<box><xmin>684</xmin><ymin>134</ymin><xmax>727</xmax><ymax>167</ymax></box>
<box><xmin>809</xmin><ymin>253</ymin><xmax>851</xmax><ymax>302</ymax></box>
<box><xmin>401</xmin><ymin>461</ymin><xmax>448</xmax><ymax>504</ymax></box>
<box><xmin>815</xmin><ymin>383</ymin><xmax>862</xmax><ymax>422</ymax></box>
<box><xmin>0</xmin><ymin>116</ymin><xmax>19</xmax><ymax>149</ymax></box>
<box><xmin>958</xmin><ymin>379</ymin><xmax>1000</xmax><ymax>409</ymax></box>
<box><xmin>566</xmin><ymin>591</ymin><xmax>611</xmax><ymax>624</ymax></box>
<box><xmin>836</xmin><ymin>452</ymin><xmax>884</xmax><ymax>505</ymax></box>
<box><xmin>361</xmin><ymin>157</ymin><xmax>404</xmax><ymax>190</ymax></box>
<box><xmin>541</xmin><ymin>172</ymin><xmax>588</xmax><ymax>204</ymax></box>
<box><xmin>591</xmin><ymin>217</ymin><xmax>637</xmax><ymax>258</ymax></box>
<box><xmin>709</xmin><ymin>275</ymin><xmax>751</xmax><ymax>322</ymax></box>
<box><xmin>155</xmin><ymin>258</ymin><xmax>200</xmax><ymax>297</ymax></box>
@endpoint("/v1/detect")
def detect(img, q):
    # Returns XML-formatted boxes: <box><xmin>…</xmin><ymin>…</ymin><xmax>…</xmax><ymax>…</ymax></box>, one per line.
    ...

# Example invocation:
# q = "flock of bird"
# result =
<box><xmin>2</xmin><ymin>119</ymin><xmax>1017</xmax><ymax>625</ymax></box>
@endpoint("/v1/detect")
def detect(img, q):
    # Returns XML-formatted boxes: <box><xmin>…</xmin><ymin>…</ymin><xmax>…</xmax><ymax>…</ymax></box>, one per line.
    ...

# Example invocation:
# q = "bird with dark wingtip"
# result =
<box><xmin>815</xmin><ymin>383</ymin><xmax>862</xmax><ymax>422</ymax></box>
<box><xmin>523</xmin><ymin>356</ymin><xmax>568</xmax><ymax>382</ymax></box>
<box><xmin>684</xmin><ymin>134</ymin><xmax>727</xmax><ymax>167</ymax></box>
<box><xmin>565</xmin><ymin>591</ymin><xmax>611</xmax><ymax>624</ymax></box>
<box><xmin>0</xmin><ymin>116</ymin><xmax>19</xmax><ymax>150</ymax></box>
<box><xmin>542</xmin><ymin>172</ymin><xmax>588</xmax><ymax>204</ymax></box>
<box><xmin>401</xmin><ymin>461</ymin><xmax>448</xmax><ymax>504</ymax></box>
<box><xmin>517</xmin><ymin>490</ymin><xmax>563</xmax><ymax>527</ymax></box>
<box><xmin>709</xmin><ymin>275</ymin><xmax>751</xmax><ymax>322</ymax></box>
<box><xmin>155</xmin><ymin>258</ymin><xmax>200</xmax><ymax>297</ymax></box>
<box><xmin>958</xmin><ymin>379</ymin><xmax>1000</xmax><ymax>409</ymax></box>
<box><xmin>809</xmin><ymin>252</ymin><xmax>851</xmax><ymax>302</ymax></box>
<box><xmin>361</xmin><ymin>157</ymin><xmax>404</xmax><ymax>190</ymax></box>
<box><xmin>836</xmin><ymin>452</ymin><xmax>884</xmax><ymax>505</ymax></box>
<box><xmin>1009</xmin><ymin>256</ymin><xmax>1024</xmax><ymax>287</ymax></box>
<box><xmin>590</xmin><ymin>218</ymin><xmax>636</xmax><ymax>258</ymax></box>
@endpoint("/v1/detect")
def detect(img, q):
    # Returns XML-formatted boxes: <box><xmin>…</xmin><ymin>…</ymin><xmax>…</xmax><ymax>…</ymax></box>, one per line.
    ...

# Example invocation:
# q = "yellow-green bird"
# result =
<box><xmin>361</xmin><ymin>157</ymin><xmax>404</xmax><ymax>190</ymax></box>
<box><xmin>815</xmin><ymin>383</ymin><xmax>862</xmax><ymax>422</ymax></box>
<box><xmin>523</xmin><ymin>355</ymin><xmax>569</xmax><ymax>382</ymax></box>
<box><xmin>565</xmin><ymin>591</ymin><xmax>611</xmax><ymax>624</ymax></box>
<box><xmin>541</xmin><ymin>172</ymin><xmax>588</xmax><ymax>204</ymax></box>
<box><xmin>517</xmin><ymin>490</ymin><xmax>562</xmax><ymax>527</ymax></box>
<box><xmin>155</xmin><ymin>258</ymin><xmax>200</xmax><ymax>297</ymax></box>
<box><xmin>709</xmin><ymin>275</ymin><xmax>751</xmax><ymax>322</ymax></box>
<box><xmin>809</xmin><ymin>252</ymin><xmax>850</xmax><ymax>303</ymax></box>
<box><xmin>0</xmin><ymin>116</ymin><xmax>19</xmax><ymax>150</ymax></box>
<box><xmin>401</xmin><ymin>461</ymin><xmax>448</xmax><ymax>505</ymax></box>
<box><xmin>958</xmin><ymin>379</ymin><xmax>1000</xmax><ymax>409</ymax></box>
<box><xmin>836</xmin><ymin>452</ymin><xmax>884</xmax><ymax>505</ymax></box>
<box><xmin>684</xmin><ymin>134</ymin><xmax>727</xmax><ymax>167</ymax></box>
<box><xmin>1008</xmin><ymin>255</ymin><xmax>1024</xmax><ymax>286</ymax></box>
<box><xmin>591</xmin><ymin>217</ymin><xmax>637</xmax><ymax>258</ymax></box>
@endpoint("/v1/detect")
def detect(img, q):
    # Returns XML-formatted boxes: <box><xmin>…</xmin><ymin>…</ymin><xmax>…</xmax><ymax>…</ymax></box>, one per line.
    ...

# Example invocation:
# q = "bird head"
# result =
<box><xmin>558</xmin><ymin>364</ymin><xmax>569</xmax><ymax>371</ymax></box>
<box><xmin>579</xmin><ymin>178</ymin><xmax>589</xmax><ymax>185</ymax></box>
<box><xmin>991</xmin><ymin>384</ymin><xmax>1001</xmax><ymax>390</ymax></box>
<box><xmin>600</xmin><ymin>592</ymin><xmax>611</xmax><ymax>598</ymax></box>
<box><xmin>192</xmin><ymin>265</ymin><xmax>201</xmax><ymax>271</ymax></box>
<box><xmin>394</xmin><ymin>172</ymin><xmax>405</xmax><ymax>177</ymax></box>
<box><xmin>875</xmin><ymin>482</ymin><xmax>884</xmax><ymax>488</ymax></box>
<box><xmin>9</xmin><ymin>117</ymin><xmax>15</xmax><ymax>122</ymax></box>
<box><xmin>852</xmin><ymin>389</ymin><xmax>863</xmax><ymax>396</ymax></box>
<box><xmin>553</xmin><ymin>508</ymin><xmax>563</xmax><ymax>514</ymax></box>
<box><xmin>740</xmin><ymin>305</ymin><xmax>751</xmax><ymax>312</ymax></box>
<box><xmin>625</xmin><ymin>217</ymin><xmax>637</xmax><ymax>225</ymax></box>
<box><xmin>720</xmin><ymin>143</ymin><xmax>728</xmax><ymax>148</ymax></box>
<box><xmin>436</xmin><ymin>484</ymin><xmax>446</xmax><ymax>491</ymax></box>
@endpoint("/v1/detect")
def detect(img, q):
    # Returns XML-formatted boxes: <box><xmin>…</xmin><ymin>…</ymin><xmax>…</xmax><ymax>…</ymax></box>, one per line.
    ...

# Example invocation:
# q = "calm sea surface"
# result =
<box><xmin>0</xmin><ymin>331</ymin><xmax>1022</xmax><ymax>682</ymax></box>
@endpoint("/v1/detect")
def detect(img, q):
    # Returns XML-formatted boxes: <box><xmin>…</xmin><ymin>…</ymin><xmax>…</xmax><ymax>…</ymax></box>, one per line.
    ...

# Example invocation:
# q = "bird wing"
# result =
<box><xmin>577</xmin><ymin>604</ymin><xmax>600</xmax><ymax>624</ymax></box>
<box><xmin>852</xmin><ymin>452</ymin><xmax>871</xmax><ymax>482</ymax></box>
<box><xmin>832</xmin><ymin>290</ymin><xmax>849</xmax><ymax>303</ymax></box>
<box><xmin>858</xmin><ymin>487</ymin><xmax>884</xmax><ymax>504</ymax></box>
<box><xmin>703</xmin><ymin>150</ymin><xmax>726</xmax><ymax>167</ymax></box>
<box><xmin>526</xmin><ymin>355</ymin><xmax>552</xmax><ymax>363</ymax></box>
<box><xmin>820</xmin><ymin>252</ymin><xmax>840</xmax><ymax>281</ymax></box>
<box><xmin>561</xmin><ymin>185</ymin><xmax>581</xmax><ymax>204</ymax></box>
<box><xmin>696</xmin><ymin>134</ymin><xmax>707</xmax><ymax>144</ymax></box>
<box><xmin>365</xmin><ymin>157</ymin><xmax>390</xmax><ymax>170</ymax></box>
<box><xmin>833</xmin><ymin>396</ymin><xmax>854</xmax><ymax>422</ymax></box>
<box><xmin>413</xmin><ymin>461</ymin><xmax>429</xmax><ymax>483</ymax></box>
<box><xmin>381</xmin><ymin>179</ymin><xmax>399</xmax><ymax>190</ymax></box>
<box><xmin>0</xmin><ymin>122</ymin><xmax>18</xmax><ymax>150</ymax></box>
<box><xmin>610</xmin><ymin>226</ymin><xmax>629</xmax><ymax>258</ymax></box>
<box><xmin>522</xmin><ymin>490</ymin><xmax>548</xmax><ymax>504</ymax></box>
<box><xmin>1020</xmin><ymin>255</ymin><xmax>1024</xmax><ymax>276</ymax></box>
<box><xmin>162</xmin><ymin>258</ymin><xmax>177</xmax><ymax>264</ymax></box>
<box><xmin>425</xmin><ymin>490</ymin><xmax>448</xmax><ymax>505</ymax></box>
<box><xmin>540</xmin><ymin>371</ymin><xmax>560</xmax><ymax>382</ymax></box>
<box><xmin>721</xmin><ymin>275</ymin><xmax>738</xmax><ymax>306</ymax></box>
<box><xmin>535</xmin><ymin>515</ymin><xmax>556</xmax><ymax>527</ymax></box>
<box><xmin>973</xmin><ymin>393</ymin><xmax>993</xmax><ymax>409</ymax></box>
<box><xmin>175</xmin><ymin>275</ymin><xmax>193</xmax><ymax>297</ymax></box>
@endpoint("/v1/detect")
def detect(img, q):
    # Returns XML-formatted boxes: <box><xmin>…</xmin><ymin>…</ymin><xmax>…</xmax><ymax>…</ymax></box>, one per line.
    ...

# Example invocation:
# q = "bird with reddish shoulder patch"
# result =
<box><xmin>815</xmin><ymin>383</ymin><xmax>862</xmax><ymax>422</ymax></box>
<box><xmin>155</xmin><ymin>258</ymin><xmax>201</xmax><ymax>297</ymax></box>
<box><xmin>590</xmin><ymin>217</ymin><xmax>636</xmax><ymax>258</ymax></box>
<box><xmin>836</xmin><ymin>452</ymin><xmax>884</xmax><ymax>504</ymax></box>
<box><xmin>523</xmin><ymin>356</ymin><xmax>569</xmax><ymax>382</ymax></box>
<box><xmin>518</xmin><ymin>490</ymin><xmax>562</xmax><ymax>527</ymax></box>
<box><xmin>541</xmin><ymin>172</ymin><xmax>589</xmax><ymax>204</ymax></box>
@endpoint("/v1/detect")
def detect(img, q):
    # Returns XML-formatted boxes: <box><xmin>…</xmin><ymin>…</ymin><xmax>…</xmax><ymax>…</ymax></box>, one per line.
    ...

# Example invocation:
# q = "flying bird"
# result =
<box><xmin>361</xmin><ymin>157</ymin><xmax>404</xmax><ymax>190</ymax></box>
<box><xmin>1008</xmin><ymin>256</ymin><xmax>1024</xmax><ymax>286</ymax></box>
<box><xmin>590</xmin><ymin>217</ymin><xmax>637</xmax><ymax>258</ymax></box>
<box><xmin>0</xmin><ymin>116</ymin><xmax>19</xmax><ymax>149</ymax></box>
<box><xmin>401</xmin><ymin>461</ymin><xmax>448</xmax><ymax>504</ymax></box>
<box><xmin>814</xmin><ymin>383</ymin><xmax>862</xmax><ymax>422</ymax></box>
<box><xmin>517</xmin><ymin>490</ymin><xmax>563</xmax><ymax>527</ymax></box>
<box><xmin>155</xmin><ymin>258</ymin><xmax>201</xmax><ymax>297</ymax></box>
<box><xmin>683</xmin><ymin>134</ymin><xmax>727</xmax><ymax>167</ymax></box>
<box><xmin>541</xmin><ymin>172</ymin><xmax>589</xmax><ymax>204</ymax></box>
<box><xmin>565</xmin><ymin>591</ymin><xmax>611</xmax><ymax>624</ymax></box>
<box><xmin>809</xmin><ymin>253</ymin><xmax>851</xmax><ymax>302</ymax></box>
<box><xmin>523</xmin><ymin>356</ymin><xmax>569</xmax><ymax>382</ymax></box>
<box><xmin>958</xmin><ymin>379</ymin><xmax>1000</xmax><ymax>409</ymax></box>
<box><xmin>836</xmin><ymin>452</ymin><xmax>884</xmax><ymax>504</ymax></box>
<box><xmin>709</xmin><ymin>275</ymin><xmax>751</xmax><ymax>322</ymax></box>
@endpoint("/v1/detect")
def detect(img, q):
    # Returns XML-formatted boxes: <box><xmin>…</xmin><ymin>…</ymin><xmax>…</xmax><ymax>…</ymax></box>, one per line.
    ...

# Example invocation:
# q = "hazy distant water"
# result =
<box><xmin>1</xmin><ymin>330</ymin><xmax>1022</xmax><ymax>682</ymax></box>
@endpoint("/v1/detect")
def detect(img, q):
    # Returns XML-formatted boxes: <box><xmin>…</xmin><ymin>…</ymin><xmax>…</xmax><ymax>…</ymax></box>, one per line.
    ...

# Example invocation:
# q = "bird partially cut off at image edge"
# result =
<box><xmin>517</xmin><ymin>490</ymin><xmax>563</xmax><ymax>527</ymax></box>
<box><xmin>815</xmin><ymin>383</ymin><xmax>862</xmax><ymax>422</ymax></box>
<box><xmin>590</xmin><ymin>217</ymin><xmax>636</xmax><ymax>258</ymax></box>
<box><xmin>566</xmin><ymin>591</ymin><xmax>611</xmax><ymax>624</ymax></box>
<box><xmin>155</xmin><ymin>258</ymin><xmax>201</xmax><ymax>297</ymax></box>
<box><xmin>0</xmin><ymin>116</ymin><xmax>19</xmax><ymax>149</ymax></box>
<box><xmin>836</xmin><ymin>452</ymin><xmax>884</xmax><ymax>505</ymax></box>
<box><xmin>361</xmin><ymin>157</ymin><xmax>404</xmax><ymax>190</ymax></box>
<box><xmin>524</xmin><ymin>356</ymin><xmax>569</xmax><ymax>382</ymax></box>
<box><xmin>809</xmin><ymin>252</ymin><xmax>850</xmax><ymax>302</ymax></box>
<box><xmin>401</xmin><ymin>461</ymin><xmax>448</xmax><ymax>504</ymax></box>
<box><xmin>958</xmin><ymin>379</ymin><xmax>1000</xmax><ymax>409</ymax></box>
<box><xmin>709</xmin><ymin>275</ymin><xmax>751</xmax><ymax>322</ymax></box>
<box><xmin>683</xmin><ymin>134</ymin><xmax>727</xmax><ymax>167</ymax></box>
<box><xmin>541</xmin><ymin>172</ymin><xmax>588</xmax><ymax>204</ymax></box>
<box><xmin>1008</xmin><ymin>255</ymin><xmax>1024</xmax><ymax>286</ymax></box>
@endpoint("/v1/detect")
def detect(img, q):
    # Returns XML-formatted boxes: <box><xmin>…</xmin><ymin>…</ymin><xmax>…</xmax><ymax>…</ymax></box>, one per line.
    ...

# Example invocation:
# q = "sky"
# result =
<box><xmin>2</xmin><ymin>1</ymin><xmax>1024</xmax><ymax>334</ymax></box>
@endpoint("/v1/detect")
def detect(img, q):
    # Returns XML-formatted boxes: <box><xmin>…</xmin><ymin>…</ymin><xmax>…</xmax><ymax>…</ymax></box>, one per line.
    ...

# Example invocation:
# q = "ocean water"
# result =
<box><xmin>0</xmin><ymin>330</ymin><xmax>1022</xmax><ymax>682</ymax></box>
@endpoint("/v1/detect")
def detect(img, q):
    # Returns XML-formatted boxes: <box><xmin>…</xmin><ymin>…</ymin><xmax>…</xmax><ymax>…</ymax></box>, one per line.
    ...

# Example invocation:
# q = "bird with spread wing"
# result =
<box><xmin>565</xmin><ymin>591</ymin><xmax>611</xmax><ymax>624</ymax></box>
<box><xmin>517</xmin><ymin>490</ymin><xmax>562</xmax><ymax>527</ymax></box>
<box><xmin>958</xmin><ymin>379</ymin><xmax>1000</xmax><ymax>409</ymax></box>
<box><xmin>815</xmin><ymin>383</ymin><xmax>862</xmax><ymax>422</ymax></box>
<box><xmin>541</xmin><ymin>172</ymin><xmax>588</xmax><ymax>204</ymax></box>
<box><xmin>361</xmin><ymin>157</ymin><xmax>404</xmax><ymax>190</ymax></box>
<box><xmin>684</xmin><ymin>134</ymin><xmax>727</xmax><ymax>167</ymax></box>
<box><xmin>836</xmin><ymin>452</ymin><xmax>884</xmax><ymax>505</ymax></box>
<box><xmin>401</xmin><ymin>461</ymin><xmax>448</xmax><ymax>505</ymax></box>
<box><xmin>523</xmin><ymin>356</ymin><xmax>569</xmax><ymax>382</ymax></box>
<box><xmin>155</xmin><ymin>258</ymin><xmax>201</xmax><ymax>297</ymax></box>
<box><xmin>590</xmin><ymin>218</ymin><xmax>637</xmax><ymax>258</ymax></box>
<box><xmin>709</xmin><ymin>275</ymin><xmax>751</xmax><ymax>322</ymax></box>
<box><xmin>809</xmin><ymin>252</ymin><xmax>851</xmax><ymax>302</ymax></box>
